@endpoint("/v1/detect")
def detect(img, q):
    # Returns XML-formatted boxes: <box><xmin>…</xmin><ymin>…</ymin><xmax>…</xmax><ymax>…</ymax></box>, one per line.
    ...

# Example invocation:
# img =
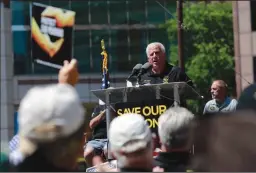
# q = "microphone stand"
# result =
<box><xmin>136</xmin><ymin>73</ymin><xmax>142</xmax><ymax>86</ymax></box>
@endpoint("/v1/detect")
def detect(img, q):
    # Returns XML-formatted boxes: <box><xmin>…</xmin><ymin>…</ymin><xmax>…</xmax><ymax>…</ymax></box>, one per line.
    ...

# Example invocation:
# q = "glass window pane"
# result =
<box><xmin>13</xmin><ymin>30</ymin><xmax>60</xmax><ymax>75</ymax></box>
<box><xmin>148</xmin><ymin>28</ymin><xmax>168</xmax><ymax>44</ymax></box>
<box><xmin>147</xmin><ymin>28</ymin><xmax>169</xmax><ymax>58</ymax></box>
<box><xmin>129</xmin><ymin>29</ymin><xmax>146</xmax><ymax>63</ymax></box>
<box><xmin>91</xmin><ymin>46</ymin><xmax>102</xmax><ymax>72</ymax></box>
<box><xmin>13</xmin><ymin>31</ymin><xmax>31</xmax><ymax>75</ymax></box>
<box><xmin>165</xmin><ymin>1</ymin><xmax>176</xmax><ymax>21</ymax></box>
<box><xmin>74</xmin><ymin>31</ymin><xmax>90</xmax><ymax>73</ymax></box>
<box><xmin>91</xmin><ymin>30</ymin><xmax>110</xmax><ymax>72</ymax></box>
<box><xmin>254</xmin><ymin>57</ymin><xmax>256</xmax><ymax>82</ymax></box>
<box><xmin>251</xmin><ymin>1</ymin><xmax>256</xmax><ymax>31</ymax></box>
<box><xmin>90</xmin><ymin>1</ymin><xmax>108</xmax><ymax>24</ymax></box>
<box><xmin>128</xmin><ymin>1</ymin><xmax>146</xmax><ymax>24</ymax></box>
<box><xmin>147</xmin><ymin>1</ymin><xmax>166</xmax><ymax>24</ymax></box>
<box><xmin>50</xmin><ymin>0</ymin><xmax>70</xmax><ymax>10</ymax></box>
<box><xmin>11</xmin><ymin>1</ymin><xmax>30</xmax><ymax>25</ymax></box>
<box><xmin>33</xmin><ymin>0</ymin><xmax>50</xmax><ymax>4</ymax></box>
<box><xmin>111</xmin><ymin>30</ymin><xmax>130</xmax><ymax>72</ymax></box>
<box><xmin>71</xmin><ymin>1</ymin><xmax>89</xmax><ymax>25</ymax></box>
<box><xmin>11</xmin><ymin>1</ymin><xmax>52</xmax><ymax>26</ymax></box>
<box><xmin>130</xmin><ymin>46</ymin><xmax>145</xmax><ymax>64</ymax></box>
<box><xmin>109</xmin><ymin>1</ymin><xmax>127</xmax><ymax>24</ymax></box>
<box><xmin>33</xmin><ymin>63</ymin><xmax>59</xmax><ymax>74</ymax></box>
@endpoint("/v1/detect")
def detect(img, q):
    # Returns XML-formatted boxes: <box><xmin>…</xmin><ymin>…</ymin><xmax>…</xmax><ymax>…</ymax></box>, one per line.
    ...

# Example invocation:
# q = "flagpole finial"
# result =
<box><xmin>101</xmin><ymin>39</ymin><xmax>105</xmax><ymax>51</ymax></box>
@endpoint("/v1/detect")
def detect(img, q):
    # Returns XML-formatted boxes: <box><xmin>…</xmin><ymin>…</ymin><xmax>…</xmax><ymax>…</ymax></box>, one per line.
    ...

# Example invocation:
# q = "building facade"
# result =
<box><xmin>234</xmin><ymin>1</ymin><xmax>256</xmax><ymax>95</ymax></box>
<box><xmin>1</xmin><ymin>0</ymin><xmax>175</xmax><ymax>153</ymax></box>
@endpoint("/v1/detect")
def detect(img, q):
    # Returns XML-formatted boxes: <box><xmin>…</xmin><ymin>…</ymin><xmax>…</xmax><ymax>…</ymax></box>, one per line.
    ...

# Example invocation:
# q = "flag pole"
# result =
<box><xmin>101</xmin><ymin>39</ymin><xmax>113</xmax><ymax>160</ymax></box>
<box><xmin>177</xmin><ymin>0</ymin><xmax>185</xmax><ymax>72</ymax></box>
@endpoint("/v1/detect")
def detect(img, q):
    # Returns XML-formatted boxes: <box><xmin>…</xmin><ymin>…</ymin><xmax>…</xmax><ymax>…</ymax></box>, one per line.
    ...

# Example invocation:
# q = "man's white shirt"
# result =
<box><xmin>203</xmin><ymin>97</ymin><xmax>238</xmax><ymax>114</ymax></box>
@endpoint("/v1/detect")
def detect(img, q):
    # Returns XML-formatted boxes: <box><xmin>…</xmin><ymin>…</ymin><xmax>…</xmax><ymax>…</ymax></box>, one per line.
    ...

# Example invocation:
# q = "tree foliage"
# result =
<box><xmin>164</xmin><ymin>2</ymin><xmax>235</xmax><ymax>114</ymax></box>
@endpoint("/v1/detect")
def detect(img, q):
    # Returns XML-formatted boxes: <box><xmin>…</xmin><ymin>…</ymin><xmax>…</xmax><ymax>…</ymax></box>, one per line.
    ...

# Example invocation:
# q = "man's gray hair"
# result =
<box><xmin>146</xmin><ymin>42</ymin><xmax>166</xmax><ymax>57</ymax></box>
<box><xmin>158</xmin><ymin>107</ymin><xmax>194</xmax><ymax>148</ymax></box>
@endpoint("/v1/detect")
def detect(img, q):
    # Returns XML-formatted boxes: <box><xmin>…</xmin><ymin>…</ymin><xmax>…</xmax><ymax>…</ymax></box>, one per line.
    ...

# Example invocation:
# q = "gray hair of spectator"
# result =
<box><xmin>146</xmin><ymin>42</ymin><xmax>166</xmax><ymax>57</ymax></box>
<box><xmin>158</xmin><ymin>107</ymin><xmax>194</xmax><ymax>148</ymax></box>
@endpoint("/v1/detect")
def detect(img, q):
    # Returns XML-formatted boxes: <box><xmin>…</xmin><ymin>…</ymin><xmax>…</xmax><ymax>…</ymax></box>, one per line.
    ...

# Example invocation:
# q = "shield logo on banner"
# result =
<box><xmin>31</xmin><ymin>3</ymin><xmax>75</xmax><ymax>69</ymax></box>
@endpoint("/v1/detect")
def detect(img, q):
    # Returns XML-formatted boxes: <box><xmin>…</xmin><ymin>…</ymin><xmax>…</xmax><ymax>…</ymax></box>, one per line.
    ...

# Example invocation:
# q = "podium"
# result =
<box><xmin>91</xmin><ymin>82</ymin><xmax>201</xmax><ymax>159</ymax></box>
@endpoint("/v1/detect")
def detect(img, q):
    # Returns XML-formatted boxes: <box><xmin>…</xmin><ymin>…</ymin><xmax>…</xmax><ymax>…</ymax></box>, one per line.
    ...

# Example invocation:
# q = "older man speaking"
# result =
<box><xmin>135</xmin><ymin>42</ymin><xmax>193</xmax><ymax>86</ymax></box>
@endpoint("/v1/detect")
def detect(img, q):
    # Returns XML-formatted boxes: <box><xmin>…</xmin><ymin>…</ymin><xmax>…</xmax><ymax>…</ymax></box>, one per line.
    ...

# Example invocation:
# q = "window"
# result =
<box><xmin>251</xmin><ymin>1</ymin><xmax>256</xmax><ymax>31</ymax></box>
<box><xmin>11</xmin><ymin>1</ymin><xmax>30</xmax><ymax>25</ymax></box>
<box><xmin>50</xmin><ymin>1</ymin><xmax>70</xmax><ymax>9</ymax></box>
<box><xmin>165</xmin><ymin>1</ymin><xmax>176</xmax><ymax>21</ymax></box>
<box><xmin>11</xmin><ymin>1</ymin><xmax>72</xmax><ymax>26</ymax></box>
<box><xmin>128</xmin><ymin>1</ymin><xmax>146</xmax><ymax>24</ymax></box>
<box><xmin>111</xmin><ymin>30</ymin><xmax>130</xmax><ymax>72</ymax></box>
<box><xmin>109</xmin><ymin>1</ymin><xmax>127</xmax><ymax>24</ymax></box>
<box><xmin>147</xmin><ymin>0</ymin><xmax>166</xmax><ymax>24</ymax></box>
<box><xmin>33</xmin><ymin>63</ymin><xmax>60</xmax><ymax>74</ymax></box>
<box><xmin>147</xmin><ymin>28</ymin><xmax>170</xmax><ymax>58</ymax></box>
<box><xmin>253</xmin><ymin>57</ymin><xmax>256</xmax><ymax>82</ymax></box>
<box><xmin>148</xmin><ymin>28</ymin><xmax>168</xmax><ymax>44</ymax></box>
<box><xmin>12</xmin><ymin>0</ymin><xmax>174</xmax><ymax>75</ymax></box>
<box><xmin>90</xmin><ymin>1</ymin><xmax>108</xmax><ymax>24</ymax></box>
<box><xmin>74</xmin><ymin>31</ymin><xmax>91</xmax><ymax>73</ymax></box>
<box><xmin>91</xmin><ymin>30</ymin><xmax>110</xmax><ymax>72</ymax></box>
<box><xmin>71</xmin><ymin>1</ymin><xmax>89</xmax><ymax>25</ymax></box>
<box><xmin>13</xmin><ymin>31</ymin><xmax>31</xmax><ymax>74</ymax></box>
<box><xmin>129</xmin><ymin>29</ymin><xmax>147</xmax><ymax>63</ymax></box>
<box><xmin>13</xmin><ymin>30</ymin><xmax>60</xmax><ymax>75</ymax></box>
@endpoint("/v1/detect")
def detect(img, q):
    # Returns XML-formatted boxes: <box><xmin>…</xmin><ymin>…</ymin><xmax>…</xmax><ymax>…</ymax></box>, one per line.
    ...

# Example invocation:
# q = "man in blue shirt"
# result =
<box><xmin>203</xmin><ymin>80</ymin><xmax>237</xmax><ymax>115</ymax></box>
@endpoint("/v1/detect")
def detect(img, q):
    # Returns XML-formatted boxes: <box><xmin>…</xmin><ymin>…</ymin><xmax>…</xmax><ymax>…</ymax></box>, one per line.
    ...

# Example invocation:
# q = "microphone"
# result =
<box><xmin>136</xmin><ymin>62</ymin><xmax>152</xmax><ymax>84</ymax></box>
<box><xmin>127</xmin><ymin>64</ymin><xmax>143</xmax><ymax>80</ymax></box>
<box><xmin>137</xmin><ymin>62</ymin><xmax>152</xmax><ymax>77</ymax></box>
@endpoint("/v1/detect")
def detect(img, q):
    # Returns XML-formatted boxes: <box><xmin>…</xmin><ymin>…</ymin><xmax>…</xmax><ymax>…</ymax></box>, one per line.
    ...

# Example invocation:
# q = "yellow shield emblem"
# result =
<box><xmin>163</xmin><ymin>76</ymin><xmax>169</xmax><ymax>83</ymax></box>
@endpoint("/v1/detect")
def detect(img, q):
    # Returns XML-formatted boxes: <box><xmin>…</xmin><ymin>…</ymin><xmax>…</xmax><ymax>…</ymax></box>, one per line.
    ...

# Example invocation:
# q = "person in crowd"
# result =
<box><xmin>138</xmin><ymin>42</ymin><xmax>193</xmax><ymax>86</ymax></box>
<box><xmin>9</xmin><ymin>134</ymin><xmax>19</xmax><ymax>153</ymax></box>
<box><xmin>7</xmin><ymin>59</ymin><xmax>86</xmax><ymax>171</ymax></box>
<box><xmin>0</xmin><ymin>152</ymin><xmax>9</xmax><ymax>171</ymax></box>
<box><xmin>134</xmin><ymin>42</ymin><xmax>194</xmax><ymax>149</ymax></box>
<box><xmin>155</xmin><ymin>107</ymin><xmax>194</xmax><ymax>172</ymax></box>
<box><xmin>109</xmin><ymin>113</ymin><xmax>154</xmax><ymax>172</ymax></box>
<box><xmin>203</xmin><ymin>80</ymin><xmax>237</xmax><ymax>115</ymax></box>
<box><xmin>83</xmin><ymin>99</ymin><xmax>108</xmax><ymax>167</ymax></box>
<box><xmin>192</xmin><ymin>110</ymin><xmax>256</xmax><ymax>171</ymax></box>
<box><xmin>236</xmin><ymin>83</ymin><xmax>256</xmax><ymax>111</ymax></box>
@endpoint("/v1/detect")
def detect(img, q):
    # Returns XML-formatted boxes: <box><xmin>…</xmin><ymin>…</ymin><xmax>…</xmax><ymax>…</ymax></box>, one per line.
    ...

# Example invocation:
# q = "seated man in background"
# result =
<box><xmin>155</xmin><ymin>107</ymin><xmax>194</xmax><ymax>172</ymax></box>
<box><xmin>203</xmin><ymin>80</ymin><xmax>237</xmax><ymax>115</ymax></box>
<box><xmin>83</xmin><ymin>99</ymin><xmax>108</xmax><ymax>167</ymax></box>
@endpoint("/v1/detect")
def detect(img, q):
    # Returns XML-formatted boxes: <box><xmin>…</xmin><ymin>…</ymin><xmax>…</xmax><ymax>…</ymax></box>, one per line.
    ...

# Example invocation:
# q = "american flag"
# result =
<box><xmin>101</xmin><ymin>40</ymin><xmax>110</xmax><ymax>89</ymax></box>
<box><xmin>102</xmin><ymin>69</ymin><xmax>110</xmax><ymax>89</ymax></box>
